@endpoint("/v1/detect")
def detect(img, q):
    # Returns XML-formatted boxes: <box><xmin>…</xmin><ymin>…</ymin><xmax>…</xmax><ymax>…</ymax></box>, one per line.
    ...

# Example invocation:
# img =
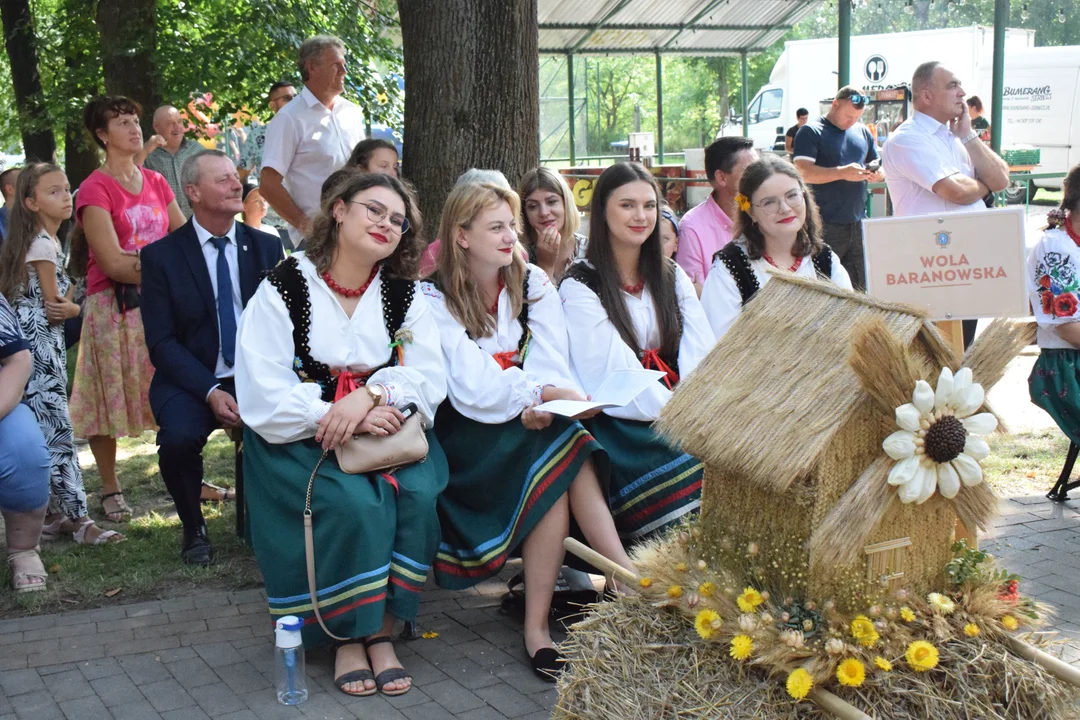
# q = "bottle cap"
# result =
<box><xmin>275</xmin><ymin>616</ymin><xmax>304</xmax><ymax>648</ymax></box>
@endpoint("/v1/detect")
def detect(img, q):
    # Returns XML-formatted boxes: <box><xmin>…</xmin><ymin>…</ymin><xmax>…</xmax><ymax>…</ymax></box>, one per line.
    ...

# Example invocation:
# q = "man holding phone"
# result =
<box><xmin>793</xmin><ymin>86</ymin><xmax>883</xmax><ymax>291</ymax></box>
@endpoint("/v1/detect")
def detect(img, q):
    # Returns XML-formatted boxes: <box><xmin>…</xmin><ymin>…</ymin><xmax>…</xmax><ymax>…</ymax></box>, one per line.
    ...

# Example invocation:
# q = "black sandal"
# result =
<box><xmin>363</xmin><ymin>635</ymin><xmax>411</xmax><ymax>696</ymax></box>
<box><xmin>332</xmin><ymin>638</ymin><xmax>376</xmax><ymax>697</ymax></box>
<box><xmin>526</xmin><ymin>642</ymin><xmax>565</xmax><ymax>682</ymax></box>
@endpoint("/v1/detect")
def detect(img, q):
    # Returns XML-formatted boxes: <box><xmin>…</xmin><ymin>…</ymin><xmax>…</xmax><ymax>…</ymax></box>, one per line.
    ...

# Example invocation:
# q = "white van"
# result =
<box><xmin>724</xmin><ymin>26</ymin><xmax>1035</xmax><ymax>151</ymax></box>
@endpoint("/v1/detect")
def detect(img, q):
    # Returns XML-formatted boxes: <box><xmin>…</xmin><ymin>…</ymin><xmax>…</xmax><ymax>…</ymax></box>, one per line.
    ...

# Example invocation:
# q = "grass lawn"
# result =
<box><xmin>1</xmin><ymin>424</ymin><xmax>1071</xmax><ymax>619</ymax></box>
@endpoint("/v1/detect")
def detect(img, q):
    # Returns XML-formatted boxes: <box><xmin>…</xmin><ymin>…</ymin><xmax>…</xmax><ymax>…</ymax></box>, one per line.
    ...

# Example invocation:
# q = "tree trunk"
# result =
<box><xmin>399</xmin><ymin>0</ymin><xmax>539</xmax><ymax>228</ymax></box>
<box><xmin>63</xmin><ymin>0</ymin><xmax>101</xmax><ymax>189</ymax></box>
<box><xmin>0</xmin><ymin>0</ymin><xmax>56</xmax><ymax>161</ymax></box>
<box><xmin>96</xmin><ymin>0</ymin><xmax>160</xmax><ymax>137</ymax></box>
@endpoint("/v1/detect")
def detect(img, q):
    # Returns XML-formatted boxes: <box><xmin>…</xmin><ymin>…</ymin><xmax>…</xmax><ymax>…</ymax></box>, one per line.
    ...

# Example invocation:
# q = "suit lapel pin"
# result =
<box><xmin>243</xmin><ymin>245</ymin><xmax>248</xmax><ymax>251</ymax></box>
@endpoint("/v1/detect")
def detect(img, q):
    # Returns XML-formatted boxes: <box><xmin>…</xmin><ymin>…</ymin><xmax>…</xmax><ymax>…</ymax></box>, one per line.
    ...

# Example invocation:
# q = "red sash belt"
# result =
<box><xmin>640</xmin><ymin>348</ymin><xmax>679</xmax><ymax>390</ymax></box>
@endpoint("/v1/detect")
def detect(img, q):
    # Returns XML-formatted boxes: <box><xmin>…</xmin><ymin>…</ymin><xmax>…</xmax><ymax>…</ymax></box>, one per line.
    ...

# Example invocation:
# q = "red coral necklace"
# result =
<box><xmin>1064</xmin><ymin>216</ymin><xmax>1080</xmax><ymax>248</ymax></box>
<box><xmin>322</xmin><ymin>265</ymin><xmax>379</xmax><ymax>298</ymax></box>
<box><xmin>762</xmin><ymin>253</ymin><xmax>803</xmax><ymax>273</ymax></box>
<box><xmin>621</xmin><ymin>279</ymin><xmax>645</xmax><ymax>294</ymax></box>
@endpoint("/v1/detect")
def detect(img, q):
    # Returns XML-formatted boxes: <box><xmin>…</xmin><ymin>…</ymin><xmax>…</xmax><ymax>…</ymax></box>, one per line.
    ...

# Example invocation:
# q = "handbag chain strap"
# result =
<box><xmin>304</xmin><ymin>449</ymin><xmax>350</xmax><ymax>642</ymax></box>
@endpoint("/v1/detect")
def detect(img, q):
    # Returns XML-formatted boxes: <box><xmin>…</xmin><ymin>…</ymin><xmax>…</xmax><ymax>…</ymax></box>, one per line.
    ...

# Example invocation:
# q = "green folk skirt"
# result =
<box><xmin>582</xmin><ymin>415</ymin><xmax>703</xmax><ymax>541</ymax></box>
<box><xmin>432</xmin><ymin>404</ymin><xmax>605</xmax><ymax>590</ymax></box>
<box><xmin>243</xmin><ymin>428</ymin><xmax>448</xmax><ymax>648</ymax></box>
<box><xmin>1029</xmin><ymin>348</ymin><xmax>1080</xmax><ymax>445</ymax></box>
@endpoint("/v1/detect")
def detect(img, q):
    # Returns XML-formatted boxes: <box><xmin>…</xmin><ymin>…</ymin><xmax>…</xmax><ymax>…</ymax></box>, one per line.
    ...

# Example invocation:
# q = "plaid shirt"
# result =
<box><xmin>143</xmin><ymin>139</ymin><xmax>203</xmax><ymax>218</ymax></box>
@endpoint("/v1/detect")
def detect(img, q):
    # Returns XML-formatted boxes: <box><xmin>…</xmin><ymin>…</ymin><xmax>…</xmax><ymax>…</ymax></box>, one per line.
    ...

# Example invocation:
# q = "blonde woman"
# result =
<box><xmin>423</xmin><ymin>182</ymin><xmax>634</xmax><ymax>682</ymax></box>
<box><xmin>518</xmin><ymin>167</ymin><xmax>586</xmax><ymax>281</ymax></box>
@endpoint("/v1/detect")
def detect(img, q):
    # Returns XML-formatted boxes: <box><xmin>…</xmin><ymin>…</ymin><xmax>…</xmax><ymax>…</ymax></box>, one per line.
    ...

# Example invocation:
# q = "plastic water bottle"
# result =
<box><xmin>274</xmin><ymin>616</ymin><xmax>308</xmax><ymax>705</ymax></box>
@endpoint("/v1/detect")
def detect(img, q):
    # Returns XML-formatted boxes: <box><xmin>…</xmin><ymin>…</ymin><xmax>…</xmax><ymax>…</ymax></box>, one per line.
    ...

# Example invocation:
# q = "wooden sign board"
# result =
<box><xmin>862</xmin><ymin>206</ymin><xmax>1028</xmax><ymax>321</ymax></box>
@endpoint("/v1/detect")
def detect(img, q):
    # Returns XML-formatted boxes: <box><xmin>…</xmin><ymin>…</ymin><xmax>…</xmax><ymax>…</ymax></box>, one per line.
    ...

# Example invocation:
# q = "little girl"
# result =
<box><xmin>0</xmin><ymin>163</ymin><xmax>123</xmax><ymax>545</ymax></box>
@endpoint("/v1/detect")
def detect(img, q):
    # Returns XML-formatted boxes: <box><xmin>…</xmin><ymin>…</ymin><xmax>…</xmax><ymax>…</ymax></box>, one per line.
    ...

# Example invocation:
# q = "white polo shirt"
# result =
<box><xmin>881</xmin><ymin>110</ymin><xmax>985</xmax><ymax>217</ymax></box>
<box><xmin>261</xmin><ymin>85</ymin><xmax>365</xmax><ymax>238</ymax></box>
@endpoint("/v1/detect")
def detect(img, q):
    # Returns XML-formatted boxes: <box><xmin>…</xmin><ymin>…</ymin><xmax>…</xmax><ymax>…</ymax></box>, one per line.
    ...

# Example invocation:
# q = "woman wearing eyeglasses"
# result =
<box><xmin>235</xmin><ymin>173</ymin><xmax>447</xmax><ymax>699</ymax></box>
<box><xmin>700</xmin><ymin>155</ymin><xmax>852</xmax><ymax>341</ymax></box>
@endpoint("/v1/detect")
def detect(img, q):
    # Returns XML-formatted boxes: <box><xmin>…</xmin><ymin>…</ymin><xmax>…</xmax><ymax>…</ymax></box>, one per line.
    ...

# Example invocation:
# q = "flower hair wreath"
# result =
<box><xmin>735</xmin><ymin>193</ymin><xmax>752</xmax><ymax>213</ymax></box>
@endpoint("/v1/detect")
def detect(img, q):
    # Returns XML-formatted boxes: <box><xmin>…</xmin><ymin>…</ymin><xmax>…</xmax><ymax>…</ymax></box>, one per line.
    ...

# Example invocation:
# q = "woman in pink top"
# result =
<box><xmin>71</xmin><ymin>96</ymin><xmax>185</xmax><ymax>522</ymax></box>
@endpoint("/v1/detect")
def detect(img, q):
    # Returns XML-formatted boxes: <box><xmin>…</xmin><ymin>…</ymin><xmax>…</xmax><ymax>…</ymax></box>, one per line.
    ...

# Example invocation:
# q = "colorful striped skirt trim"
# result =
<box><xmin>583</xmin><ymin>414</ymin><xmax>703</xmax><ymax>540</ymax></box>
<box><xmin>432</xmin><ymin>405</ymin><xmax>605</xmax><ymax>590</ymax></box>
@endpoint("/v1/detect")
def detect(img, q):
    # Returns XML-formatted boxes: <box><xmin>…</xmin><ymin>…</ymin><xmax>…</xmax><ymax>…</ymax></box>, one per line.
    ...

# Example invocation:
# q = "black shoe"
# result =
<box><xmin>526</xmin><ymin>643</ymin><xmax>565</xmax><ymax>682</ymax></box>
<box><xmin>182</xmin><ymin>526</ymin><xmax>214</xmax><ymax>567</ymax></box>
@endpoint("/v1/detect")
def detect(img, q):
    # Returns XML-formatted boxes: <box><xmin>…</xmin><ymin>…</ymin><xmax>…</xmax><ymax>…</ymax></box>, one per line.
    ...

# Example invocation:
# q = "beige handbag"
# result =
<box><xmin>303</xmin><ymin>405</ymin><xmax>427</xmax><ymax>641</ymax></box>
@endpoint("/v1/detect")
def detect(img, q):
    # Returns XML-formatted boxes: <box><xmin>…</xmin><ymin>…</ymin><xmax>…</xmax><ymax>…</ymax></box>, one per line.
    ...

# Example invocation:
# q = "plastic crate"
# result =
<box><xmin>1002</xmin><ymin>148</ymin><xmax>1040</xmax><ymax>166</ymax></box>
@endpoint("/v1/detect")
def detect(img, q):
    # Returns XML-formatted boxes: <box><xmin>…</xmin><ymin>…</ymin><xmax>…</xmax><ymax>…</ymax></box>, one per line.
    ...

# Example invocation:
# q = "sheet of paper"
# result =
<box><xmin>534</xmin><ymin>369</ymin><xmax>665</xmax><ymax>417</ymax></box>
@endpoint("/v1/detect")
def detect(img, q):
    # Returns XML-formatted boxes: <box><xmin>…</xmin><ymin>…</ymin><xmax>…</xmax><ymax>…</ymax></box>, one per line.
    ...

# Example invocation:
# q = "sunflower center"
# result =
<box><xmin>923</xmin><ymin>414</ymin><xmax>967</xmax><ymax>463</ymax></box>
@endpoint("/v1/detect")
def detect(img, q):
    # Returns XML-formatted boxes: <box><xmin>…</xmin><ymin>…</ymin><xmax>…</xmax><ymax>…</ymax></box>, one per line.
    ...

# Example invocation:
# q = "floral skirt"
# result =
<box><xmin>69</xmin><ymin>291</ymin><xmax>156</xmax><ymax>438</ymax></box>
<box><xmin>1029</xmin><ymin>348</ymin><xmax>1080</xmax><ymax>445</ymax></box>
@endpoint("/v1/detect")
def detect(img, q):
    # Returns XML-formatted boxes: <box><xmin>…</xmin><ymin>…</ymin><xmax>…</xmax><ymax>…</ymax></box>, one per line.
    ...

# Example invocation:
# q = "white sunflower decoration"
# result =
<box><xmin>883</xmin><ymin>367</ymin><xmax>997</xmax><ymax>504</ymax></box>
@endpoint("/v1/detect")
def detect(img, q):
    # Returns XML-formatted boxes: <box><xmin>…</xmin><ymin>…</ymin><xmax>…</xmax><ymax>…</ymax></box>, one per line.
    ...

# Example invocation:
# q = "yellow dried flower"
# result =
<box><xmin>695</xmin><ymin>609</ymin><xmax>721</xmax><ymax>640</ymax></box>
<box><xmin>698</xmin><ymin>581</ymin><xmax>715</xmax><ymax>597</ymax></box>
<box><xmin>674</xmin><ymin>562</ymin><xmax>688</xmax><ymax>572</ymax></box>
<box><xmin>900</xmin><ymin>606</ymin><xmax>916</xmax><ymax>622</ymax></box>
<box><xmin>836</xmin><ymin>658</ymin><xmax>865</xmax><ymax>687</ymax></box>
<box><xmin>1001</xmin><ymin>615</ymin><xmax>1019</xmax><ymax>631</ymax></box>
<box><xmin>667</xmin><ymin>585</ymin><xmax>684</xmax><ymax>599</ymax></box>
<box><xmin>906</xmin><ymin>641</ymin><xmax>939</xmax><ymax>672</ymax></box>
<box><xmin>420</xmin><ymin>631</ymin><xmax>439</xmax><ymax>639</ymax></box>
<box><xmin>964</xmin><ymin>623</ymin><xmax>980</xmax><ymax>637</ymax></box>
<box><xmin>729</xmin><ymin>634</ymin><xmax>754</xmax><ymax>661</ymax></box>
<box><xmin>639</xmin><ymin>577</ymin><xmax>653</xmax><ymax>589</ymax></box>
<box><xmin>735</xmin><ymin>193</ymin><xmax>752</xmax><ymax>213</ymax></box>
<box><xmin>786</xmin><ymin>668</ymin><xmax>813</xmax><ymax>700</ymax></box>
<box><xmin>927</xmin><ymin>592</ymin><xmax>956</xmax><ymax>615</ymax></box>
<box><xmin>849</xmin><ymin>615</ymin><xmax>880</xmax><ymax>648</ymax></box>
<box><xmin>874</xmin><ymin>656</ymin><xmax>892</xmax><ymax>672</ymax></box>
<box><xmin>736</xmin><ymin>587</ymin><xmax>765</xmax><ymax>613</ymax></box>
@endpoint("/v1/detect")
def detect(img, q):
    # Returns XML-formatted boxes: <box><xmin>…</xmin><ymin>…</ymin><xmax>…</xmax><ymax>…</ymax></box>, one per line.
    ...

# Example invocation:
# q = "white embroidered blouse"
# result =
<box><xmin>1027</xmin><ymin>226</ymin><xmax>1080</xmax><ymax>350</ymax></box>
<box><xmin>235</xmin><ymin>253</ymin><xmax>447</xmax><ymax>444</ymax></box>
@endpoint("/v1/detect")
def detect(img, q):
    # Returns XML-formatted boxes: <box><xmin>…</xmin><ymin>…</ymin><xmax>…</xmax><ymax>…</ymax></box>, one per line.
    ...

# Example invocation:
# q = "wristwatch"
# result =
<box><xmin>364</xmin><ymin>383</ymin><xmax>384</xmax><ymax>406</ymax></box>
<box><xmin>960</xmin><ymin>130</ymin><xmax>979</xmax><ymax>145</ymax></box>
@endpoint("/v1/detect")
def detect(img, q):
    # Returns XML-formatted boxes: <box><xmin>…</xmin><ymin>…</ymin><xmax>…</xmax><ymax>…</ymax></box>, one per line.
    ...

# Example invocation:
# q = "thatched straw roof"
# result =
<box><xmin>658</xmin><ymin>273</ymin><xmax>955</xmax><ymax>494</ymax></box>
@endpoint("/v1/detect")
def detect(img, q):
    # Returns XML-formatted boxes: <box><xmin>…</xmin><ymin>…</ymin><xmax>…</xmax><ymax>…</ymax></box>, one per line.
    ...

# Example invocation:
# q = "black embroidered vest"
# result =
<box><xmin>714</xmin><ymin>243</ymin><xmax>834</xmax><ymax>307</ymax></box>
<box><xmin>264</xmin><ymin>257</ymin><xmax>416</xmax><ymax>402</ymax></box>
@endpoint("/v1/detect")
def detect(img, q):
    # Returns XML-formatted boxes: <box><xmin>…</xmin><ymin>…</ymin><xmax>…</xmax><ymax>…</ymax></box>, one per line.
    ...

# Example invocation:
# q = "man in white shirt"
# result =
<box><xmin>260</xmin><ymin>35</ymin><xmax>366</xmax><ymax>241</ymax></box>
<box><xmin>883</xmin><ymin>60</ymin><xmax>1010</xmax><ymax>346</ymax></box>
<box><xmin>883</xmin><ymin>61</ymin><xmax>1009</xmax><ymax>217</ymax></box>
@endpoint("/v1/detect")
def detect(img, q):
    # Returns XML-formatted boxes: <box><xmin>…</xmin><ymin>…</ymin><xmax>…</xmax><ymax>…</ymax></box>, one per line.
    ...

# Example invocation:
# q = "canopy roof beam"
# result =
<box><xmin>569</xmin><ymin>0</ymin><xmax>637</xmax><ymax>52</ymax></box>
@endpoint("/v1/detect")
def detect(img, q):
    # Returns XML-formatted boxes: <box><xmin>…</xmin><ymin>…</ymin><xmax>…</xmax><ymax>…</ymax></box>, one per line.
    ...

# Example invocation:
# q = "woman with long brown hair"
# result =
<box><xmin>560</xmin><ymin>162</ymin><xmax>712</xmax><ymax>542</ymax></box>
<box><xmin>700</xmin><ymin>155</ymin><xmax>851</xmax><ymax>340</ymax></box>
<box><xmin>424</xmin><ymin>182</ymin><xmax>635</xmax><ymax>681</ymax></box>
<box><xmin>236</xmin><ymin>172</ymin><xmax>447</xmax><ymax>699</ymax></box>
<box><xmin>517</xmin><ymin>167</ymin><xmax>586</xmax><ymax>281</ymax></box>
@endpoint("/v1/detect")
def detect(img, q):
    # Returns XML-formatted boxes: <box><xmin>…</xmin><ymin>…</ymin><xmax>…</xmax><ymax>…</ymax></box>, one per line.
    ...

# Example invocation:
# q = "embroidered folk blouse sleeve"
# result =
<box><xmin>234</xmin><ymin>280</ymin><xmax>332</xmax><ymax>444</ymax></box>
<box><xmin>366</xmin><ymin>283</ymin><xmax>447</xmax><ymax>428</ymax></box>
<box><xmin>559</xmin><ymin>277</ymin><xmax>669</xmax><ymax>422</ymax></box>
<box><xmin>829</xmin><ymin>251</ymin><xmax>854</xmax><ymax>290</ymax></box>
<box><xmin>423</xmin><ymin>283</ymin><xmax>539</xmax><ymax>424</ymax></box>
<box><xmin>521</xmin><ymin>267</ymin><xmax>582</xmax><ymax>395</ymax></box>
<box><xmin>699</xmin><ymin>256</ymin><xmax>745</xmax><ymax>341</ymax></box>
<box><xmin>673</xmin><ymin>263</ymin><xmax>715</xmax><ymax>378</ymax></box>
<box><xmin>1028</xmin><ymin>229</ymin><xmax>1080</xmax><ymax>346</ymax></box>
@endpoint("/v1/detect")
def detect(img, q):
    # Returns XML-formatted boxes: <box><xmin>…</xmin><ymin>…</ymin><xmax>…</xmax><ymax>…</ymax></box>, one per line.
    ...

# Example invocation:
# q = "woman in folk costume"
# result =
<box><xmin>560</xmin><ymin>162</ymin><xmax>714</xmax><ymax>542</ymax></box>
<box><xmin>699</xmin><ymin>155</ymin><xmax>852</xmax><ymax>341</ymax></box>
<box><xmin>235</xmin><ymin>173</ymin><xmax>448</xmax><ymax>698</ymax></box>
<box><xmin>423</xmin><ymin>182</ymin><xmax>635</xmax><ymax>681</ymax></box>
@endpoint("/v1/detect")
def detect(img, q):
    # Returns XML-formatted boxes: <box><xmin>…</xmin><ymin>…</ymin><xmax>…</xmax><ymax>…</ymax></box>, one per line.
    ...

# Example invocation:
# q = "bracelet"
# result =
<box><xmin>961</xmin><ymin>130</ymin><xmax>979</xmax><ymax>145</ymax></box>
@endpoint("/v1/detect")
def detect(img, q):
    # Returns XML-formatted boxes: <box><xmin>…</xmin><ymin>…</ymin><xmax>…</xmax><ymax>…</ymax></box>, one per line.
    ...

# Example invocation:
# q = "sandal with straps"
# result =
<box><xmin>200</xmin><ymin>482</ymin><xmax>235</xmax><ymax>504</ymax></box>
<box><xmin>8</xmin><ymin>548</ymin><xmax>47</xmax><ymax>593</ymax></box>
<box><xmin>333</xmin><ymin>638</ymin><xmax>377</xmax><ymax>697</ymax></box>
<box><xmin>100</xmin><ymin>492</ymin><xmax>132</xmax><ymax>522</ymax></box>
<box><xmin>73</xmin><ymin>520</ymin><xmax>125</xmax><ymax>545</ymax></box>
<box><xmin>363</xmin><ymin>635</ymin><xmax>411</xmax><ymax>697</ymax></box>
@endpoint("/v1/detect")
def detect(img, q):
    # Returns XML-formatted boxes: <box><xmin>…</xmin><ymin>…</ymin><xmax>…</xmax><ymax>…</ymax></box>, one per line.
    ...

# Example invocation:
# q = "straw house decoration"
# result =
<box><xmin>659</xmin><ymin>273</ymin><xmax>1034</xmax><ymax>602</ymax></box>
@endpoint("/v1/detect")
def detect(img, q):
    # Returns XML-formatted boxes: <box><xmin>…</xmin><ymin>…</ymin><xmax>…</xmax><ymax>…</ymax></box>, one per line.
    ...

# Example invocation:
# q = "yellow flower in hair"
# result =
<box><xmin>667</xmin><ymin>585</ymin><xmax>684</xmax><ymax>599</ymax></box>
<box><xmin>906</xmin><ymin>640</ymin><xmax>939</xmax><ymax>672</ymax></box>
<box><xmin>786</xmin><ymin>668</ymin><xmax>813</xmax><ymax>700</ymax></box>
<box><xmin>900</xmin><ymin>606</ymin><xmax>916</xmax><ymax>622</ymax></box>
<box><xmin>736</xmin><ymin>587</ymin><xmax>765</xmax><ymax>613</ymax></box>
<box><xmin>836</xmin><ymin>658</ymin><xmax>866</xmax><ymax>687</ymax></box>
<box><xmin>694</xmin><ymin>609</ymin><xmax>722</xmax><ymax>640</ymax></box>
<box><xmin>1001</xmin><ymin>615</ymin><xmax>1019</xmax><ymax>631</ymax></box>
<box><xmin>698</xmin><ymin>581</ymin><xmax>716</xmax><ymax>597</ymax></box>
<box><xmin>729</xmin><ymin>634</ymin><xmax>754</xmax><ymax>661</ymax></box>
<box><xmin>735</xmin><ymin>193</ymin><xmax>752</xmax><ymax>213</ymax></box>
<box><xmin>874</xmin><ymin>656</ymin><xmax>892</xmax><ymax>672</ymax></box>
<box><xmin>964</xmin><ymin>623</ymin><xmax>980</xmax><ymax>637</ymax></box>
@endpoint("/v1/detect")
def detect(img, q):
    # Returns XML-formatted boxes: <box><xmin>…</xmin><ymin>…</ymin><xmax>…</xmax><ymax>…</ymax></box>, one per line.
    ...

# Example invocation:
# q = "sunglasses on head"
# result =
<box><xmin>844</xmin><ymin>94</ymin><xmax>867</xmax><ymax>107</ymax></box>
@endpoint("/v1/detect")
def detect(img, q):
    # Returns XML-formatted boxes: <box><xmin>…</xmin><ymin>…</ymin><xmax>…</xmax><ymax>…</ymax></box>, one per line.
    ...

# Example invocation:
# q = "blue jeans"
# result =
<box><xmin>0</xmin><ymin>404</ymin><xmax>50</xmax><ymax>512</ymax></box>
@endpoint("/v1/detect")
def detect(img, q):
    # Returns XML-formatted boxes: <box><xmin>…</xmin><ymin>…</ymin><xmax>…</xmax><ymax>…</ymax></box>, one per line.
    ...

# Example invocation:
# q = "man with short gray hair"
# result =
<box><xmin>260</xmin><ymin>34</ymin><xmax>366</xmax><ymax>241</ymax></box>
<box><xmin>140</xmin><ymin>150</ymin><xmax>284</xmax><ymax>565</ymax></box>
<box><xmin>143</xmin><ymin>105</ymin><xmax>204</xmax><ymax>218</ymax></box>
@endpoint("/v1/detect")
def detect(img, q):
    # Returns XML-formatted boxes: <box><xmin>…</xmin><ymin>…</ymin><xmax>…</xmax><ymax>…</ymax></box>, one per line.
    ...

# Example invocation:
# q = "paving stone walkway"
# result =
<box><xmin>1</xmin><ymin>493</ymin><xmax>1078</xmax><ymax>720</ymax></box>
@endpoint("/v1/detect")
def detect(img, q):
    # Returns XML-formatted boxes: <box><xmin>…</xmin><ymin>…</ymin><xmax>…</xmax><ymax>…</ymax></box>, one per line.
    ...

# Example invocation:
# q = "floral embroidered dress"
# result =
<box><xmin>1027</xmin><ymin>221</ymin><xmax>1080</xmax><ymax>443</ymax></box>
<box><xmin>14</xmin><ymin>231</ymin><xmax>88</xmax><ymax>520</ymax></box>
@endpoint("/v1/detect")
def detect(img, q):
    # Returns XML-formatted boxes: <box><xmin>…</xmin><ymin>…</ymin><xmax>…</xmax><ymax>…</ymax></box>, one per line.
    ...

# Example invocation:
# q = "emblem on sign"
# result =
<box><xmin>936</xmin><ymin>231</ymin><xmax>951</xmax><ymax>248</ymax></box>
<box><xmin>864</xmin><ymin>55</ymin><xmax>888</xmax><ymax>83</ymax></box>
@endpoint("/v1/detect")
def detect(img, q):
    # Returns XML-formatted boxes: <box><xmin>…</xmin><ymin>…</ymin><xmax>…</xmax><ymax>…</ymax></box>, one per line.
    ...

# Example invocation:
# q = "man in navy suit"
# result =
<box><xmin>141</xmin><ymin>150</ymin><xmax>284</xmax><ymax>565</ymax></box>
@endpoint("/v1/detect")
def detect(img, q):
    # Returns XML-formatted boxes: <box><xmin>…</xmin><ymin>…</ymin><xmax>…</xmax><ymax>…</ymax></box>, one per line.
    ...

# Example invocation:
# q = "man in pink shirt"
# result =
<box><xmin>676</xmin><ymin>136</ymin><xmax>757</xmax><ymax>293</ymax></box>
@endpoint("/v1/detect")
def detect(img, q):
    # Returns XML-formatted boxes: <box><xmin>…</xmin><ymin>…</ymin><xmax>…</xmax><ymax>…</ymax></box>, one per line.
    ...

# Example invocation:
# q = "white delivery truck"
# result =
<box><xmin>723</xmin><ymin>26</ymin><xmax>1035</xmax><ymax>150</ymax></box>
